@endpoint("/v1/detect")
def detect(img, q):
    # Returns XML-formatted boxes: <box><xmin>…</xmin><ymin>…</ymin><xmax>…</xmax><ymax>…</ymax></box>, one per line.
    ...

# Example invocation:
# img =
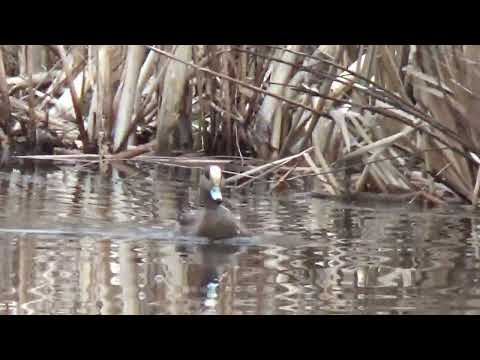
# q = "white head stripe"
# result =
<box><xmin>210</xmin><ymin>166</ymin><xmax>222</xmax><ymax>184</ymax></box>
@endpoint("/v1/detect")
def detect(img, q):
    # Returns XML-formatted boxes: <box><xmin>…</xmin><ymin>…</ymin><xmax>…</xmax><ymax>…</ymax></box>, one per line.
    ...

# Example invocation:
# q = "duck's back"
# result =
<box><xmin>196</xmin><ymin>206</ymin><xmax>248</xmax><ymax>240</ymax></box>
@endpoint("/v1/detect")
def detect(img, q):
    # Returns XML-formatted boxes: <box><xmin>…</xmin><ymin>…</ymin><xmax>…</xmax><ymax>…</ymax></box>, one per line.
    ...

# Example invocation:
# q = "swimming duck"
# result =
<box><xmin>177</xmin><ymin>165</ymin><xmax>251</xmax><ymax>240</ymax></box>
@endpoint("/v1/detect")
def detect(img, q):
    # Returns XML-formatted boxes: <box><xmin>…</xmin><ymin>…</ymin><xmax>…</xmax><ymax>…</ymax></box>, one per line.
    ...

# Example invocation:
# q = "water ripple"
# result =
<box><xmin>1</xmin><ymin>163</ymin><xmax>480</xmax><ymax>314</ymax></box>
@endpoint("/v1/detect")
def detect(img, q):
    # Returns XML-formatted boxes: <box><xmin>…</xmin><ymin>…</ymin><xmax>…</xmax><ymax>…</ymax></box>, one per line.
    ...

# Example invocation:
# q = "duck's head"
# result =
<box><xmin>200</xmin><ymin>165</ymin><xmax>224</xmax><ymax>205</ymax></box>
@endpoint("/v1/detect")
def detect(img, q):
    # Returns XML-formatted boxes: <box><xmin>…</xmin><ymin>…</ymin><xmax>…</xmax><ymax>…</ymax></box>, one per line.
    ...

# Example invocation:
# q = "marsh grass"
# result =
<box><xmin>2</xmin><ymin>45</ymin><xmax>480</xmax><ymax>204</ymax></box>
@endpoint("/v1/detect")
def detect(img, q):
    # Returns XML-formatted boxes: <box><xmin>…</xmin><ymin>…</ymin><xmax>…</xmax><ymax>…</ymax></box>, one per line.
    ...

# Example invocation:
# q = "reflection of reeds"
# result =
<box><xmin>17</xmin><ymin>236</ymin><xmax>35</xmax><ymax>314</ymax></box>
<box><xmin>160</xmin><ymin>244</ymin><xmax>190</xmax><ymax>315</ymax></box>
<box><xmin>79</xmin><ymin>237</ymin><xmax>95</xmax><ymax>314</ymax></box>
<box><xmin>96</xmin><ymin>239</ymin><xmax>120</xmax><ymax>315</ymax></box>
<box><xmin>2</xmin><ymin>191</ymin><xmax>478</xmax><ymax>314</ymax></box>
<box><xmin>119</xmin><ymin>241</ymin><xmax>140</xmax><ymax>315</ymax></box>
<box><xmin>0</xmin><ymin>236</ymin><xmax>16</xmax><ymax>314</ymax></box>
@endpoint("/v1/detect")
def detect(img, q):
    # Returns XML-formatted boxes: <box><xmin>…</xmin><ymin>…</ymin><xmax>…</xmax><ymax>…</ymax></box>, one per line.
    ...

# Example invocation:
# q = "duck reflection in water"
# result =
<box><xmin>176</xmin><ymin>241</ymin><xmax>245</xmax><ymax>307</ymax></box>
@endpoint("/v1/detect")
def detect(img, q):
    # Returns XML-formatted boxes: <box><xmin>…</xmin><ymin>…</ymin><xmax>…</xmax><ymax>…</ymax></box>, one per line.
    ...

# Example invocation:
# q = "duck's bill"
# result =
<box><xmin>210</xmin><ymin>186</ymin><xmax>223</xmax><ymax>201</ymax></box>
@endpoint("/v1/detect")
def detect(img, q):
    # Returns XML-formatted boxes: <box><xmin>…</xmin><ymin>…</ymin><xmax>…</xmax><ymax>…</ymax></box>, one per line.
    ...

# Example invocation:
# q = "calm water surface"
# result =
<box><xmin>1</xmin><ymin>160</ymin><xmax>480</xmax><ymax>315</ymax></box>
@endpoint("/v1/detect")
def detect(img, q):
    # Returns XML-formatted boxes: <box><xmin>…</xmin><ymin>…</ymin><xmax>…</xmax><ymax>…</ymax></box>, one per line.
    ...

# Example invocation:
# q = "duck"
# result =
<box><xmin>176</xmin><ymin>165</ymin><xmax>251</xmax><ymax>240</ymax></box>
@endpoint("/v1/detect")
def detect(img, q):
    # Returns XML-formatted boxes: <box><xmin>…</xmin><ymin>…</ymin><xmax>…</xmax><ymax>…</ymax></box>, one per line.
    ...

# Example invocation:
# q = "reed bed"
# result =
<box><xmin>1</xmin><ymin>45</ymin><xmax>480</xmax><ymax>205</ymax></box>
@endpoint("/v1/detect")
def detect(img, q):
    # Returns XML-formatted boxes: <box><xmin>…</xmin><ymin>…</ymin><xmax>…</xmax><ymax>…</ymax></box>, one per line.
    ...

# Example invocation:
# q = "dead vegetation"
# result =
<box><xmin>2</xmin><ymin>45</ymin><xmax>480</xmax><ymax>205</ymax></box>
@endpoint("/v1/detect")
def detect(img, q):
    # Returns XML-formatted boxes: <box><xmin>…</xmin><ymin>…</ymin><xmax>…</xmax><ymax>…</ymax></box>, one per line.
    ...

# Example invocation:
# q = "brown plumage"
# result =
<box><xmin>177</xmin><ymin>165</ymin><xmax>251</xmax><ymax>240</ymax></box>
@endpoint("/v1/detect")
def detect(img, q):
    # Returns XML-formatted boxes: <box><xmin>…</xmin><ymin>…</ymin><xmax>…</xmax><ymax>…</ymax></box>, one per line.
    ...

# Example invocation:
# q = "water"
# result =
<box><xmin>1</xmin><ymin>160</ymin><xmax>480</xmax><ymax>314</ymax></box>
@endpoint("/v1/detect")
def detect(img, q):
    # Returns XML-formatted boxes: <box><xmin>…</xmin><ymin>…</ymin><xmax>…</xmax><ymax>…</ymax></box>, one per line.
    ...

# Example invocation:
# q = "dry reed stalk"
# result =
<box><xmin>114</xmin><ymin>45</ymin><xmax>145</xmax><ymax>152</ymax></box>
<box><xmin>312</xmin><ymin>115</ymin><xmax>334</xmax><ymax>159</ymax></box>
<box><xmin>38</xmin><ymin>56</ymin><xmax>84</xmax><ymax>113</ymax></box>
<box><xmin>312</xmin><ymin>146</ymin><xmax>341</xmax><ymax>193</ymax></box>
<box><xmin>48</xmin><ymin>48</ymin><xmax>88</xmax><ymax>116</ymax></box>
<box><xmin>276</xmin><ymin>51</ymin><xmax>338</xmax><ymax>156</ymax></box>
<box><xmin>341</xmin><ymin>124</ymin><xmax>417</xmax><ymax>162</ymax></box>
<box><xmin>235</xmin><ymin>161</ymin><xmax>288</xmax><ymax>189</ymax></box>
<box><xmin>115</xmin><ymin>96</ymin><xmax>160</xmax><ymax>152</ymax></box>
<box><xmin>472</xmin><ymin>166</ymin><xmax>480</xmax><ymax>207</ymax></box>
<box><xmin>368</xmin><ymin>164</ymin><xmax>389</xmax><ymax>193</ymax></box>
<box><xmin>217</xmin><ymin>48</ymin><xmax>233</xmax><ymax>155</ymax></box>
<box><xmin>87</xmin><ymin>86</ymin><xmax>98</xmax><ymax>143</ymax></box>
<box><xmin>259</xmin><ymin>45</ymin><xmax>302</xmax><ymax>157</ymax></box>
<box><xmin>329</xmin><ymin>53</ymin><xmax>364</xmax><ymax>98</ymax></box>
<box><xmin>209</xmin><ymin>101</ymin><xmax>244</xmax><ymax>123</ymax></box>
<box><xmin>354</xmin><ymin>148</ymin><xmax>386</xmax><ymax>193</ymax></box>
<box><xmin>87</xmin><ymin>46</ymin><xmax>107</xmax><ymax>142</ymax></box>
<box><xmin>0</xmin><ymin>48</ymin><xmax>10</xmax><ymax>128</ymax></box>
<box><xmin>6</xmin><ymin>70</ymin><xmax>60</xmax><ymax>90</ymax></box>
<box><xmin>416</xmin><ymin>190</ymin><xmax>447</xmax><ymax>206</ymax></box>
<box><xmin>303</xmin><ymin>152</ymin><xmax>336</xmax><ymax>195</ymax></box>
<box><xmin>110</xmin><ymin>139</ymin><xmax>155</xmax><ymax>160</ymax></box>
<box><xmin>406</xmin><ymin>46</ymin><xmax>480</xmax><ymax>202</ymax></box>
<box><xmin>377</xmin><ymin>46</ymin><xmax>409</xmax><ymax>100</ymax></box>
<box><xmin>142</xmin><ymin>46</ymin><xmax>175</xmax><ymax>105</ymax></box>
<box><xmin>270</xmin><ymin>162</ymin><xmax>298</xmax><ymax>192</ymax></box>
<box><xmin>281</xmin><ymin>46</ymin><xmax>345</xmax><ymax>157</ymax></box>
<box><xmin>263</xmin><ymin>45</ymin><xmax>412</xmax><ymax>112</ymax></box>
<box><xmin>155</xmin><ymin>45</ymin><xmax>192</xmax><ymax>154</ymax></box>
<box><xmin>136</xmin><ymin>48</ymin><xmax>160</xmax><ymax>101</ymax></box>
<box><xmin>147</xmin><ymin>46</ymin><xmax>330</xmax><ymax>127</ymax></box>
<box><xmin>237</xmin><ymin>45</ymin><xmax>249</xmax><ymax>121</ymax></box>
<box><xmin>18</xmin><ymin>46</ymin><xmax>46</xmax><ymax>77</ymax></box>
<box><xmin>316</xmin><ymin>101</ymin><xmax>415</xmax><ymax>191</ymax></box>
<box><xmin>351</xmin><ymin>117</ymin><xmax>413</xmax><ymax>192</ymax></box>
<box><xmin>9</xmin><ymin>96</ymin><xmax>78</xmax><ymax>142</ymax></box>
<box><xmin>225</xmin><ymin>146</ymin><xmax>314</xmax><ymax>184</ymax></box>
<box><xmin>14</xmin><ymin>154</ymin><xmax>99</xmax><ymax>160</ymax></box>
<box><xmin>54</xmin><ymin>45</ymin><xmax>89</xmax><ymax>150</ymax></box>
